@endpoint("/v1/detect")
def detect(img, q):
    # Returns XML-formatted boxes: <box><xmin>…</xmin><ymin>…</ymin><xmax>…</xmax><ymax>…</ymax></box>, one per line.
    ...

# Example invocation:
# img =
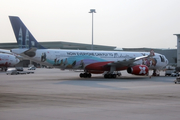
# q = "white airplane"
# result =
<box><xmin>0</xmin><ymin>53</ymin><xmax>20</xmax><ymax>71</ymax></box>
<box><xmin>9</xmin><ymin>16</ymin><xmax>169</xmax><ymax>78</ymax></box>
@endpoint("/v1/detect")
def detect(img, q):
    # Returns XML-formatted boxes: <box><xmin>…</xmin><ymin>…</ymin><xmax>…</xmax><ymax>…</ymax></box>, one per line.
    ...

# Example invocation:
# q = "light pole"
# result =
<box><xmin>174</xmin><ymin>34</ymin><xmax>180</xmax><ymax>68</ymax></box>
<box><xmin>89</xmin><ymin>9</ymin><xmax>96</xmax><ymax>50</ymax></box>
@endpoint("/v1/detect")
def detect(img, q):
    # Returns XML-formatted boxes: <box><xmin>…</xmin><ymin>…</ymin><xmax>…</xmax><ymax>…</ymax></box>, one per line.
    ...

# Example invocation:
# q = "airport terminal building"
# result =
<box><xmin>0</xmin><ymin>41</ymin><xmax>177</xmax><ymax>67</ymax></box>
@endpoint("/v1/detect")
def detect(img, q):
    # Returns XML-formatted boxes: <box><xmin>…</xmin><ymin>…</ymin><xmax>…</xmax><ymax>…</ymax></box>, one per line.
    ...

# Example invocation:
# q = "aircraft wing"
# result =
<box><xmin>105</xmin><ymin>55</ymin><xmax>150</xmax><ymax>67</ymax></box>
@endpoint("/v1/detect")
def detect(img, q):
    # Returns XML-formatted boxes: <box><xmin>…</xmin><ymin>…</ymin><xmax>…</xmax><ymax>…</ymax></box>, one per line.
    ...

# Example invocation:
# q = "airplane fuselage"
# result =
<box><xmin>0</xmin><ymin>53</ymin><xmax>20</xmax><ymax>68</ymax></box>
<box><xmin>12</xmin><ymin>49</ymin><xmax>168</xmax><ymax>72</ymax></box>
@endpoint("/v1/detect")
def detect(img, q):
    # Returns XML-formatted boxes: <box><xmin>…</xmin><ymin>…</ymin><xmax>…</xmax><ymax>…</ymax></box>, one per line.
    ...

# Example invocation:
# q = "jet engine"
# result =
<box><xmin>127</xmin><ymin>65</ymin><xmax>149</xmax><ymax>75</ymax></box>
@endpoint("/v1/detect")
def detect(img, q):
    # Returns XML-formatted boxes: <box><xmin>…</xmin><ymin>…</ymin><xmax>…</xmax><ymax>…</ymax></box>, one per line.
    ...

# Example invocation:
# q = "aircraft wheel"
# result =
<box><xmin>80</xmin><ymin>73</ymin><xmax>84</xmax><ymax>78</ymax></box>
<box><xmin>108</xmin><ymin>74</ymin><xmax>112</xmax><ymax>78</ymax></box>
<box><xmin>104</xmin><ymin>74</ymin><xmax>117</xmax><ymax>78</ymax></box>
<box><xmin>112</xmin><ymin>74</ymin><xmax>116</xmax><ymax>78</ymax></box>
<box><xmin>104</xmin><ymin>74</ymin><xmax>108</xmax><ymax>78</ymax></box>
<box><xmin>84</xmin><ymin>73</ymin><xmax>87</xmax><ymax>78</ymax></box>
<box><xmin>80</xmin><ymin>73</ymin><xmax>91</xmax><ymax>78</ymax></box>
<box><xmin>104</xmin><ymin>74</ymin><xmax>106</xmax><ymax>78</ymax></box>
<box><xmin>87</xmin><ymin>73</ymin><xmax>91</xmax><ymax>78</ymax></box>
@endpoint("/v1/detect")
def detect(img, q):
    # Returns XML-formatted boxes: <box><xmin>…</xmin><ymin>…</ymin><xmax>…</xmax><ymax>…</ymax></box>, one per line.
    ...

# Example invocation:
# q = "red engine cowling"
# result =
<box><xmin>127</xmin><ymin>65</ymin><xmax>149</xmax><ymax>75</ymax></box>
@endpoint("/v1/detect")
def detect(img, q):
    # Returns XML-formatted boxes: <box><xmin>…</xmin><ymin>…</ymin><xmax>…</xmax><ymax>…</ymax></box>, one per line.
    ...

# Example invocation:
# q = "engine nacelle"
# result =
<box><xmin>127</xmin><ymin>65</ymin><xmax>149</xmax><ymax>75</ymax></box>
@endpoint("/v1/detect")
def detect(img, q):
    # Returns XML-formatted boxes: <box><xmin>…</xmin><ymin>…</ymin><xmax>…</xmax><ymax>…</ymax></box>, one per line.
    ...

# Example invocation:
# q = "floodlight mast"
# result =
<box><xmin>89</xmin><ymin>9</ymin><xmax>96</xmax><ymax>50</ymax></box>
<box><xmin>174</xmin><ymin>34</ymin><xmax>180</xmax><ymax>67</ymax></box>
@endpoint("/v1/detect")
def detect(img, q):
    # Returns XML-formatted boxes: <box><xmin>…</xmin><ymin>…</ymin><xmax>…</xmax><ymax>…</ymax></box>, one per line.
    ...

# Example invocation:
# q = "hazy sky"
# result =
<box><xmin>0</xmin><ymin>0</ymin><xmax>180</xmax><ymax>49</ymax></box>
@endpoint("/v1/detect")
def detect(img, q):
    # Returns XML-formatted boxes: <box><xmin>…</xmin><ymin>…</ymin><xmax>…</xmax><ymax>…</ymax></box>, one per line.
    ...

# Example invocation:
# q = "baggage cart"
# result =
<box><xmin>174</xmin><ymin>77</ymin><xmax>180</xmax><ymax>84</ymax></box>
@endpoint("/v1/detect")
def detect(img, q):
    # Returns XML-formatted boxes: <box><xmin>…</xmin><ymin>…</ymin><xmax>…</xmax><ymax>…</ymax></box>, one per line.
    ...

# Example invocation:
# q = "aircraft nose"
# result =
<box><xmin>166</xmin><ymin>59</ymin><xmax>169</xmax><ymax>65</ymax></box>
<box><xmin>16</xmin><ymin>58</ymin><xmax>20</xmax><ymax>64</ymax></box>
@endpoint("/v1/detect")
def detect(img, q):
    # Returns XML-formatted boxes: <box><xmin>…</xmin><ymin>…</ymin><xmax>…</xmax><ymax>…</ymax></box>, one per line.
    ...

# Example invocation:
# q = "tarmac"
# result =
<box><xmin>0</xmin><ymin>68</ymin><xmax>180</xmax><ymax>120</ymax></box>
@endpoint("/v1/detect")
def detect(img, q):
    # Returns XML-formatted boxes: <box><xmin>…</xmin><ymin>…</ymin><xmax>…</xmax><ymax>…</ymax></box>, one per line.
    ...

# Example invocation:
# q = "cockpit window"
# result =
<box><xmin>159</xmin><ymin>55</ymin><xmax>165</xmax><ymax>62</ymax></box>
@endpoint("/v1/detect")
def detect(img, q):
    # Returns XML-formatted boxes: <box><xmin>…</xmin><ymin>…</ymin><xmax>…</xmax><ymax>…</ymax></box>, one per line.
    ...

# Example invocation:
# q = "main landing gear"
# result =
<box><xmin>104</xmin><ymin>74</ymin><xmax>117</xmax><ymax>78</ymax></box>
<box><xmin>79</xmin><ymin>71</ymin><xmax>121</xmax><ymax>78</ymax></box>
<box><xmin>79</xmin><ymin>73</ymin><xmax>92</xmax><ymax>78</ymax></box>
<box><xmin>104</xmin><ymin>71</ymin><xmax>122</xmax><ymax>78</ymax></box>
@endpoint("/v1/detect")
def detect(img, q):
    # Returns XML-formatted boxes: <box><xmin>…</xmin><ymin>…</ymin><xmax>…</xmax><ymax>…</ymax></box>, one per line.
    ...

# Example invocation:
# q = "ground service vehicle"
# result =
<box><xmin>6</xmin><ymin>68</ymin><xmax>18</xmax><ymax>75</ymax></box>
<box><xmin>28</xmin><ymin>66</ymin><xmax>36</xmax><ymax>70</ymax></box>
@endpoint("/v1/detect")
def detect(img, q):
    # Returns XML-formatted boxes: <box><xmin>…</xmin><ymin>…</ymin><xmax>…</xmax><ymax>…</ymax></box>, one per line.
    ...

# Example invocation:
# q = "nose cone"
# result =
<box><xmin>166</xmin><ymin>59</ymin><xmax>169</xmax><ymax>65</ymax></box>
<box><xmin>12</xmin><ymin>57</ymin><xmax>20</xmax><ymax>66</ymax></box>
<box><xmin>16</xmin><ymin>58</ymin><xmax>20</xmax><ymax>64</ymax></box>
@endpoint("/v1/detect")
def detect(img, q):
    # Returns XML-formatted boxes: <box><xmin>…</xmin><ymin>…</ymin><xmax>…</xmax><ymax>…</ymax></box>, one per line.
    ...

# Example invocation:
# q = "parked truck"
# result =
<box><xmin>165</xmin><ymin>65</ymin><xmax>176</xmax><ymax>76</ymax></box>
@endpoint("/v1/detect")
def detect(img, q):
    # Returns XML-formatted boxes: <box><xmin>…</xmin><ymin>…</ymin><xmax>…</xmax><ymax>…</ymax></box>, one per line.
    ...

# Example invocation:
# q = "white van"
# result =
<box><xmin>6</xmin><ymin>68</ymin><xmax>18</xmax><ymax>75</ymax></box>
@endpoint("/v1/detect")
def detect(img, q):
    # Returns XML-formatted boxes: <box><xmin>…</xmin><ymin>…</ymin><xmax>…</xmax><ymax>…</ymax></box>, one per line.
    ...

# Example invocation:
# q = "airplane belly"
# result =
<box><xmin>85</xmin><ymin>61</ymin><xmax>112</xmax><ymax>71</ymax></box>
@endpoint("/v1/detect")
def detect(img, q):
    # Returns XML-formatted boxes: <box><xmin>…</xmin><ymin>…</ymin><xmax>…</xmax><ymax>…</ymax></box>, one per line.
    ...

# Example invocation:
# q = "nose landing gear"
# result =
<box><xmin>152</xmin><ymin>70</ymin><xmax>160</xmax><ymax>76</ymax></box>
